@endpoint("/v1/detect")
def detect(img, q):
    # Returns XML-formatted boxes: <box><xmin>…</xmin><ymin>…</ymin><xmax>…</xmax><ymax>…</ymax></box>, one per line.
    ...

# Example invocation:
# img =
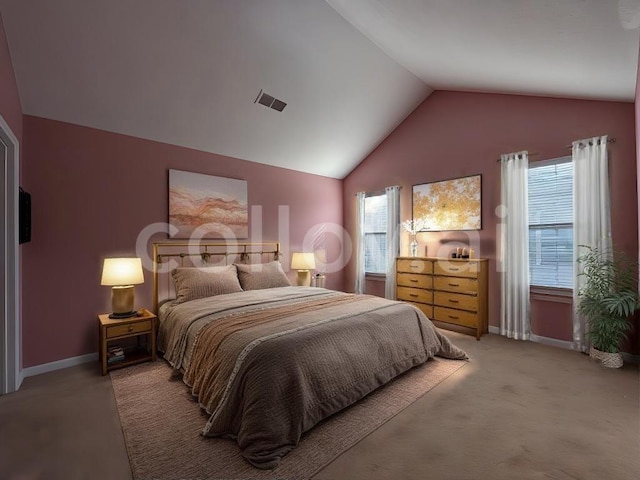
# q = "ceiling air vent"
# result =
<box><xmin>254</xmin><ymin>89</ymin><xmax>287</xmax><ymax>112</ymax></box>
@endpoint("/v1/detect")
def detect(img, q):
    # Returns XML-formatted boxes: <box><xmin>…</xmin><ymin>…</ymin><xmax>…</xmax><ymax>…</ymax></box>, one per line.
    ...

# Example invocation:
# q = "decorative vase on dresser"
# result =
<box><xmin>409</xmin><ymin>235</ymin><xmax>419</xmax><ymax>257</ymax></box>
<box><xmin>395</xmin><ymin>257</ymin><xmax>489</xmax><ymax>340</ymax></box>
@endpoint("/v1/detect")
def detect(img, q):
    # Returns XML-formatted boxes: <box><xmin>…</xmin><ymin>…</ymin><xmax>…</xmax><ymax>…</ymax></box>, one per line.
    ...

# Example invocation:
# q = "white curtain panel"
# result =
<box><xmin>572</xmin><ymin>135</ymin><xmax>612</xmax><ymax>352</ymax></box>
<box><xmin>385</xmin><ymin>186</ymin><xmax>401</xmax><ymax>299</ymax></box>
<box><xmin>500</xmin><ymin>152</ymin><xmax>531</xmax><ymax>340</ymax></box>
<box><xmin>354</xmin><ymin>191</ymin><xmax>366</xmax><ymax>294</ymax></box>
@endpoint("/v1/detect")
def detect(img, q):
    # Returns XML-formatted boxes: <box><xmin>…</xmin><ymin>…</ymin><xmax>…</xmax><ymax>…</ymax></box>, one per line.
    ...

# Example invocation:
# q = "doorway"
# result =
<box><xmin>0</xmin><ymin>114</ymin><xmax>20</xmax><ymax>394</ymax></box>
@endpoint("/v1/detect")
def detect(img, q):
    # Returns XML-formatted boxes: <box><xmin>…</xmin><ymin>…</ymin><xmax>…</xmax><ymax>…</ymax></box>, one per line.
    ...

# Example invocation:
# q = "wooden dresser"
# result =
<box><xmin>396</xmin><ymin>257</ymin><xmax>488</xmax><ymax>339</ymax></box>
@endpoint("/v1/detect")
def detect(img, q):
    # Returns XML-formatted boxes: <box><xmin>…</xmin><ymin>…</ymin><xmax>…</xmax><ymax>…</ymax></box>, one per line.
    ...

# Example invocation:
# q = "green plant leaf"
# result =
<box><xmin>578</xmin><ymin>245</ymin><xmax>639</xmax><ymax>353</ymax></box>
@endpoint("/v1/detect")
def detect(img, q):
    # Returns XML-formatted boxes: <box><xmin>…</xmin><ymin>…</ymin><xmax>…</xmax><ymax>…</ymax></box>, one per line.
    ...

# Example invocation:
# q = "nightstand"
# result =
<box><xmin>98</xmin><ymin>308</ymin><xmax>157</xmax><ymax>375</ymax></box>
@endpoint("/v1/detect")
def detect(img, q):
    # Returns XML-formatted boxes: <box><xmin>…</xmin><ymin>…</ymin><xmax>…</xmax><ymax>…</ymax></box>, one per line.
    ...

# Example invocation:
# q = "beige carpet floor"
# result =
<box><xmin>2</xmin><ymin>332</ymin><xmax>638</xmax><ymax>480</ymax></box>
<box><xmin>110</xmin><ymin>357</ymin><xmax>467</xmax><ymax>480</ymax></box>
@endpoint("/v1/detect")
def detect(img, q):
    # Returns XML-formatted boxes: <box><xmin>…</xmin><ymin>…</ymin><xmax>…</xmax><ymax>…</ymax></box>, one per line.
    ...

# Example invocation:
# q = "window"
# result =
<box><xmin>364</xmin><ymin>193</ymin><xmax>387</xmax><ymax>274</ymax></box>
<box><xmin>528</xmin><ymin>157</ymin><xmax>573</xmax><ymax>289</ymax></box>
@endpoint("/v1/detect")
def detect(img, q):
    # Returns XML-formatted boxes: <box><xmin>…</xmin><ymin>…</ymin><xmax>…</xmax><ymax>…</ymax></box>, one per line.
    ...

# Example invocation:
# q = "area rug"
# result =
<box><xmin>110</xmin><ymin>357</ymin><xmax>467</xmax><ymax>480</ymax></box>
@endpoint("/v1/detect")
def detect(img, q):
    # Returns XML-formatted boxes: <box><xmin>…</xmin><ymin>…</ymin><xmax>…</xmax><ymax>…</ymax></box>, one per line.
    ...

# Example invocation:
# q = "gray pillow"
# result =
<box><xmin>172</xmin><ymin>265</ymin><xmax>243</xmax><ymax>304</ymax></box>
<box><xmin>235</xmin><ymin>261</ymin><xmax>291</xmax><ymax>290</ymax></box>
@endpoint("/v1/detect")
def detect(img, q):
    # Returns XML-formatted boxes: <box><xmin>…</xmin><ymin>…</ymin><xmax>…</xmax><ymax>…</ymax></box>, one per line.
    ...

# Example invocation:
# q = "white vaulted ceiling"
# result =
<box><xmin>0</xmin><ymin>0</ymin><xmax>638</xmax><ymax>179</ymax></box>
<box><xmin>0</xmin><ymin>0</ymin><xmax>430</xmax><ymax>178</ymax></box>
<box><xmin>327</xmin><ymin>0</ymin><xmax>640</xmax><ymax>102</ymax></box>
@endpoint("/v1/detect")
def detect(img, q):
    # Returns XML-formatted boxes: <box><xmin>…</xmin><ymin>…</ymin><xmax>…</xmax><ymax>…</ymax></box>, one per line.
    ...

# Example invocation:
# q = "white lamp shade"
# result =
<box><xmin>291</xmin><ymin>252</ymin><xmax>316</xmax><ymax>270</ymax></box>
<box><xmin>101</xmin><ymin>258</ymin><xmax>144</xmax><ymax>286</ymax></box>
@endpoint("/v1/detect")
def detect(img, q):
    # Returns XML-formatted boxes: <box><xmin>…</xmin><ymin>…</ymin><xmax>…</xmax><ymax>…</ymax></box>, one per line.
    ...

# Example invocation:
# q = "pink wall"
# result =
<box><xmin>21</xmin><ymin>116</ymin><xmax>344</xmax><ymax>367</ymax></box>
<box><xmin>637</xmin><ymin>48</ymin><xmax>640</xmax><ymax>252</ymax></box>
<box><xmin>635</xmin><ymin>45</ymin><xmax>640</xmax><ymax>356</ymax></box>
<box><xmin>344</xmin><ymin>91</ymin><xmax>638</xmax><ymax>352</ymax></box>
<box><xmin>0</xmin><ymin>13</ymin><xmax>21</xmax><ymax>143</ymax></box>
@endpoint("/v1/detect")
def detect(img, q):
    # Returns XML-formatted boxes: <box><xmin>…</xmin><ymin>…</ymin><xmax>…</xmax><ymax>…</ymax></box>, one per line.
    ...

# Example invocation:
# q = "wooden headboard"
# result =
<box><xmin>152</xmin><ymin>241</ymin><xmax>281</xmax><ymax>313</ymax></box>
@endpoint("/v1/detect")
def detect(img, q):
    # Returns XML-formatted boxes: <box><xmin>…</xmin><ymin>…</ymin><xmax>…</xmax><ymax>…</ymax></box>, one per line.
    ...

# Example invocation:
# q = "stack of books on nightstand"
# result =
<box><xmin>107</xmin><ymin>345</ymin><xmax>125</xmax><ymax>364</ymax></box>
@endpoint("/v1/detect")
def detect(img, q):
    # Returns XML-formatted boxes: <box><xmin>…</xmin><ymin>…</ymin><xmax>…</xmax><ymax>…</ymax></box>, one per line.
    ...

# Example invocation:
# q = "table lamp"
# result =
<box><xmin>291</xmin><ymin>252</ymin><xmax>316</xmax><ymax>287</ymax></box>
<box><xmin>101</xmin><ymin>258</ymin><xmax>144</xmax><ymax>318</ymax></box>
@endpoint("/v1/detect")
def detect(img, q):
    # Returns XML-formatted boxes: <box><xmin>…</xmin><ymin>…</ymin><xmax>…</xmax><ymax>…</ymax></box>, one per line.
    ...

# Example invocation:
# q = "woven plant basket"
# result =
<box><xmin>600</xmin><ymin>351</ymin><xmax>623</xmax><ymax>368</ymax></box>
<box><xmin>590</xmin><ymin>346</ymin><xmax>623</xmax><ymax>368</ymax></box>
<box><xmin>589</xmin><ymin>346</ymin><xmax>603</xmax><ymax>361</ymax></box>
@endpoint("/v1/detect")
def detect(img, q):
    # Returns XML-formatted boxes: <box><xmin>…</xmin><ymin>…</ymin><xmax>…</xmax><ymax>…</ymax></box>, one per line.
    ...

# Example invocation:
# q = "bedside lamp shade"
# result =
<box><xmin>291</xmin><ymin>252</ymin><xmax>316</xmax><ymax>287</ymax></box>
<box><xmin>101</xmin><ymin>258</ymin><xmax>144</xmax><ymax>318</ymax></box>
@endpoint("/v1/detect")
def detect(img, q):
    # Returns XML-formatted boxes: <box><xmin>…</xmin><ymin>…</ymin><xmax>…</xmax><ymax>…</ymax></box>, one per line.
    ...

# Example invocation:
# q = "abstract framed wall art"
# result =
<box><xmin>412</xmin><ymin>174</ymin><xmax>481</xmax><ymax>231</ymax></box>
<box><xmin>169</xmin><ymin>169</ymin><xmax>248</xmax><ymax>238</ymax></box>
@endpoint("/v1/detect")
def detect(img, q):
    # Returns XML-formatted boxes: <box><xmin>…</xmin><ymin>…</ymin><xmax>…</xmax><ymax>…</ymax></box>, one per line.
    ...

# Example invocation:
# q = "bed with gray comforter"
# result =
<box><xmin>158</xmin><ymin>286</ymin><xmax>467</xmax><ymax>469</ymax></box>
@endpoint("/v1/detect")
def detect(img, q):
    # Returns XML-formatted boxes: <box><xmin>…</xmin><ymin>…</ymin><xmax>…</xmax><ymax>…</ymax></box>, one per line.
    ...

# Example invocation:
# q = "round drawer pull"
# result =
<box><xmin>128</xmin><ymin>325</ymin><xmax>134</xmax><ymax>332</ymax></box>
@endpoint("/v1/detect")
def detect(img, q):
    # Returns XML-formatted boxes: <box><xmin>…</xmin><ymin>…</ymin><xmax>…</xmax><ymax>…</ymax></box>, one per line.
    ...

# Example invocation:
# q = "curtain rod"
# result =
<box><xmin>567</xmin><ymin>137</ymin><xmax>616</xmax><ymax>149</ymax></box>
<box><xmin>495</xmin><ymin>152</ymin><xmax>539</xmax><ymax>163</ymax></box>
<box><xmin>496</xmin><ymin>138</ymin><xmax>617</xmax><ymax>162</ymax></box>
<box><xmin>355</xmin><ymin>186</ymin><xmax>401</xmax><ymax>197</ymax></box>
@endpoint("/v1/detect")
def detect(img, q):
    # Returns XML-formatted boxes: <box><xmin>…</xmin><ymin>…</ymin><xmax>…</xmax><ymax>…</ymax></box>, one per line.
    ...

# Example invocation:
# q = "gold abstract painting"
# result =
<box><xmin>412</xmin><ymin>175</ymin><xmax>481</xmax><ymax>231</ymax></box>
<box><xmin>169</xmin><ymin>169</ymin><xmax>248</xmax><ymax>238</ymax></box>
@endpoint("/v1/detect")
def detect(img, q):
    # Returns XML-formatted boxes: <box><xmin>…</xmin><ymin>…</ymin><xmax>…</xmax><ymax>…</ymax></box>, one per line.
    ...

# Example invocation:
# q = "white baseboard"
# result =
<box><xmin>529</xmin><ymin>334</ymin><xmax>574</xmax><ymax>350</ymax></box>
<box><xmin>22</xmin><ymin>352</ymin><xmax>98</xmax><ymax>378</ymax></box>
<box><xmin>489</xmin><ymin>326</ymin><xmax>573</xmax><ymax>349</ymax></box>
<box><xmin>489</xmin><ymin>326</ymin><xmax>639</xmax><ymax>361</ymax></box>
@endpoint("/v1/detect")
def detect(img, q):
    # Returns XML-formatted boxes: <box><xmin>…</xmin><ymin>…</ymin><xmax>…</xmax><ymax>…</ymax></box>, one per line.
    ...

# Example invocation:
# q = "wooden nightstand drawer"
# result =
<box><xmin>397</xmin><ymin>259</ymin><xmax>433</xmax><ymax>274</ymax></box>
<box><xmin>397</xmin><ymin>286</ymin><xmax>433</xmax><ymax>304</ymax></box>
<box><xmin>106</xmin><ymin>319</ymin><xmax>152</xmax><ymax>339</ymax></box>
<box><xmin>433</xmin><ymin>260</ymin><xmax>478</xmax><ymax>278</ymax></box>
<box><xmin>397</xmin><ymin>272</ymin><xmax>433</xmax><ymax>289</ymax></box>
<box><xmin>434</xmin><ymin>291</ymin><xmax>477</xmax><ymax>312</ymax></box>
<box><xmin>434</xmin><ymin>276</ymin><xmax>478</xmax><ymax>295</ymax></box>
<box><xmin>433</xmin><ymin>306</ymin><xmax>479</xmax><ymax>329</ymax></box>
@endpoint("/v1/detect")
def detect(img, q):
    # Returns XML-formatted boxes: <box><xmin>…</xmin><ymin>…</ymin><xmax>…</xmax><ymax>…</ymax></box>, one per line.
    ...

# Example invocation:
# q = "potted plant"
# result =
<box><xmin>576</xmin><ymin>245</ymin><xmax>639</xmax><ymax>368</ymax></box>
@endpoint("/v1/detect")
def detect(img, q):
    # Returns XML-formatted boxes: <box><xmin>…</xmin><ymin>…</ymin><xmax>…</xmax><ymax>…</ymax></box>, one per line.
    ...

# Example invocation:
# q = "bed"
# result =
<box><xmin>153</xmin><ymin>241</ymin><xmax>467</xmax><ymax>469</ymax></box>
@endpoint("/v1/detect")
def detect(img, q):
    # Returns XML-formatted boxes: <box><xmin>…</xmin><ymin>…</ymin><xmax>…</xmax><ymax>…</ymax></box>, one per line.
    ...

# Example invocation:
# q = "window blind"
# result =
<box><xmin>528</xmin><ymin>157</ymin><xmax>573</xmax><ymax>289</ymax></box>
<box><xmin>364</xmin><ymin>194</ymin><xmax>387</xmax><ymax>274</ymax></box>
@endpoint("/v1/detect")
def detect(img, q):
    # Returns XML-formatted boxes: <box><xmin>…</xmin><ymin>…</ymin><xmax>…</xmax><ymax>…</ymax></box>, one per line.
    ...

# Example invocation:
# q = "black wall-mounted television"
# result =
<box><xmin>19</xmin><ymin>187</ymin><xmax>31</xmax><ymax>244</ymax></box>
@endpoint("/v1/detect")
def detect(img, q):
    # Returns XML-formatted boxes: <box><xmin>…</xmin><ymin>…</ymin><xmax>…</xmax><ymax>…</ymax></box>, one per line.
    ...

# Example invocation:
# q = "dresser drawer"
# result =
<box><xmin>433</xmin><ymin>260</ymin><xmax>478</xmax><ymax>278</ymax></box>
<box><xmin>397</xmin><ymin>259</ymin><xmax>432</xmax><ymax>274</ymax></box>
<box><xmin>434</xmin><ymin>291</ymin><xmax>477</xmax><ymax>312</ymax></box>
<box><xmin>433</xmin><ymin>306</ymin><xmax>478</xmax><ymax>329</ymax></box>
<box><xmin>398</xmin><ymin>286</ymin><xmax>433</xmax><ymax>304</ymax></box>
<box><xmin>408</xmin><ymin>302</ymin><xmax>433</xmax><ymax>319</ymax></box>
<box><xmin>397</xmin><ymin>273</ymin><xmax>433</xmax><ymax>289</ymax></box>
<box><xmin>106</xmin><ymin>320</ymin><xmax>152</xmax><ymax>339</ymax></box>
<box><xmin>434</xmin><ymin>276</ymin><xmax>478</xmax><ymax>295</ymax></box>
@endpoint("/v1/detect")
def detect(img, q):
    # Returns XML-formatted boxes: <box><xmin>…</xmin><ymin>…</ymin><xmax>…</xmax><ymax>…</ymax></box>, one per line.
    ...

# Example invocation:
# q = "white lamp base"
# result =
<box><xmin>296</xmin><ymin>270</ymin><xmax>311</xmax><ymax>287</ymax></box>
<box><xmin>110</xmin><ymin>285</ymin><xmax>137</xmax><ymax>319</ymax></box>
